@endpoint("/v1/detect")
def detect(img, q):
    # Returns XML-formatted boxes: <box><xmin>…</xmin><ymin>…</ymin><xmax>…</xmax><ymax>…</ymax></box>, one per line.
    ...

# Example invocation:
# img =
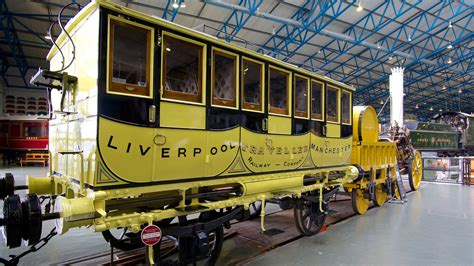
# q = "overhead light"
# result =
<box><xmin>408</xmin><ymin>36</ymin><xmax>412</xmax><ymax>42</ymax></box>
<box><xmin>166</xmin><ymin>47</ymin><xmax>171</xmax><ymax>52</ymax></box>
<box><xmin>415</xmin><ymin>104</ymin><xmax>419</xmax><ymax>109</ymax></box>
<box><xmin>379</xmin><ymin>99</ymin><xmax>384</xmax><ymax>105</ymax></box>
<box><xmin>377</xmin><ymin>42</ymin><xmax>381</xmax><ymax>49</ymax></box>
<box><xmin>447</xmin><ymin>57</ymin><xmax>452</xmax><ymax>64</ymax></box>
<box><xmin>439</xmin><ymin>109</ymin><xmax>443</xmax><ymax>112</ymax></box>
<box><xmin>180</xmin><ymin>0</ymin><xmax>186</xmax><ymax>8</ymax></box>
<box><xmin>447</xmin><ymin>43</ymin><xmax>453</xmax><ymax>49</ymax></box>
<box><xmin>318</xmin><ymin>50</ymin><xmax>322</xmax><ymax>54</ymax></box>
<box><xmin>172</xmin><ymin>0</ymin><xmax>179</xmax><ymax>9</ymax></box>
<box><xmin>272</xmin><ymin>25</ymin><xmax>276</xmax><ymax>35</ymax></box>
<box><xmin>423</xmin><ymin>102</ymin><xmax>427</xmax><ymax>105</ymax></box>
<box><xmin>356</xmin><ymin>2</ymin><xmax>363</xmax><ymax>12</ymax></box>
<box><xmin>388</xmin><ymin>55</ymin><xmax>393</xmax><ymax>60</ymax></box>
<box><xmin>458</xmin><ymin>89</ymin><xmax>462</xmax><ymax>93</ymax></box>
<box><xmin>429</xmin><ymin>106</ymin><xmax>434</xmax><ymax>111</ymax></box>
<box><xmin>442</xmin><ymin>85</ymin><xmax>446</xmax><ymax>90</ymax></box>
<box><xmin>448</xmin><ymin>21</ymin><xmax>453</xmax><ymax>28</ymax></box>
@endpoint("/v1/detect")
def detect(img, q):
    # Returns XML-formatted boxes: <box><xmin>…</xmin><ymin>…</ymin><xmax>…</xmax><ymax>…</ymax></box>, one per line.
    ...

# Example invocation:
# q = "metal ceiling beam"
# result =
<box><xmin>216</xmin><ymin>0</ymin><xmax>263</xmax><ymax>42</ymax></box>
<box><xmin>0</xmin><ymin>0</ymin><xmax>28</xmax><ymax>80</ymax></box>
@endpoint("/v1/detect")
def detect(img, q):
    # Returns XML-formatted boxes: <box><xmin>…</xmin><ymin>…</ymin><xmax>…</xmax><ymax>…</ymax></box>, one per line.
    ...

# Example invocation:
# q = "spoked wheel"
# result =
<box><xmin>294</xmin><ymin>197</ymin><xmax>326</xmax><ymax>236</ymax></box>
<box><xmin>102</xmin><ymin>227</ymin><xmax>143</xmax><ymax>251</ymax></box>
<box><xmin>373</xmin><ymin>184</ymin><xmax>386</xmax><ymax>207</ymax></box>
<box><xmin>248</xmin><ymin>200</ymin><xmax>263</xmax><ymax>219</ymax></box>
<box><xmin>408</xmin><ymin>150</ymin><xmax>423</xmax><ymax>191</ymax></box>
<box><xmin>351</xmin><ymin>189</ymin><xmax>369</xmax><ymax>215</ymax></box>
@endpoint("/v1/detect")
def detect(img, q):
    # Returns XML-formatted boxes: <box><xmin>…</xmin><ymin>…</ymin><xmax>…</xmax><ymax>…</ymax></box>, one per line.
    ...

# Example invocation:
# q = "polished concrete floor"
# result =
<box><xmin>247</xmin><ymin>183</ymin><xmax>474</xmax><ymax>265</ymax></box>
<box><xmin>1</xmin><ymin>166</ymin><xmax>473</xmax><ymax>265</ymax></box>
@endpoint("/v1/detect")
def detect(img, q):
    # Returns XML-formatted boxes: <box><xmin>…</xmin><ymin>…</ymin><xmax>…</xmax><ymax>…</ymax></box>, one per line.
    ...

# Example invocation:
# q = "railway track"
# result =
<box><xmin>58</xmin><ymin>186</ymin><xmax>413</xmax><ymax>265</ymax></box>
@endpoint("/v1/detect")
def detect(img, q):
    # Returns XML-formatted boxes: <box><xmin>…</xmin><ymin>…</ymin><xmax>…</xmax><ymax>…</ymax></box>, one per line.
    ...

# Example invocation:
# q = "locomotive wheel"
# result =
<box><xmin>408</xmin><ymin>150</ymin><xmax>423</xmax><ymax>191</ymax></box>
<box><xmin>351</xmin><ymin>189</ymin><xmax>369</xmax><ymax>215</ymax></box>
<box><xmin>373</xmin><ymin>184</ymin><xmax>386</xmax><ymax>207</ymax></box>
<box><xmin>294</xmin><ymin>199</ymin><xmax>326</xmax><ymax>236</ymax></box>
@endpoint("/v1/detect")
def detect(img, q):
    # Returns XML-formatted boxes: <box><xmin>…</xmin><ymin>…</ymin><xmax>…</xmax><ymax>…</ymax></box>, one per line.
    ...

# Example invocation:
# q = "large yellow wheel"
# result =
<box><xmin>351</xmin><ymin>189</ymin><xmax>369</xmax><ymax>215</ymax></box>
<box><xmin>373</xmin><ymin>184</ymin><xmax>386</xmax><ymax>207</ymax></box>
<box><xmin>408</xmin><ymin>150</ymin><xmax>423</xmax><ymax>191</ymax></box>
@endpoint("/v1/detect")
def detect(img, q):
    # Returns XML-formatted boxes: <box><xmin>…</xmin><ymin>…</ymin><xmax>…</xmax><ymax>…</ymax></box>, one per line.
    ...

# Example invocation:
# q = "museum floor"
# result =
<box><xmin>0</xmin><ymin>166</ymin><xmax>473</xmax><ymax>265</ymax></box>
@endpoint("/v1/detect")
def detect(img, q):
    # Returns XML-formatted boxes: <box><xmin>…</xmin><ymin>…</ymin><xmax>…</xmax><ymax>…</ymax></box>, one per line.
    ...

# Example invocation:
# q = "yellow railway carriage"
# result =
<box><xmin>0</xmin><ymin>1</ymin><xmax>400</xmax><ymax>264</ymax></box>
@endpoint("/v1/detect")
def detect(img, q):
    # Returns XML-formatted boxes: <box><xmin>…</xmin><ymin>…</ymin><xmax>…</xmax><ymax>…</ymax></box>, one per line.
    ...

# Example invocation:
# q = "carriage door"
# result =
<box><xmin>240</xmin><ymin>57</ymin><xmax>267</xmax><ymax>173</ymax></box>
<box><xmin>97</xmin><ymin>15</ymin><xmax>157</xmax><ymax>183</ymax></box>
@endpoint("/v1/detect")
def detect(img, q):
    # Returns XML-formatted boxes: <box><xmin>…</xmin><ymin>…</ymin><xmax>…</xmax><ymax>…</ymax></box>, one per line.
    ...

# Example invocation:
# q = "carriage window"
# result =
<box><xmin>311</xmin><ymin>81</ymin><xmax>323</xmax><ymax>120</ymax></box>
<box><xmin>326</xmin><ymin>86</ymin><xmax>339</xmax><ymax>123</ymax></box>
<box><xmin>342</xmin><ymin>91</ymin><xmax>351</xmax><ymax>124</ymax></box>
<box><xmin>108</xmin><ymin>17</ymin><xmax>153</xmax><ymax>98</ymax></box>
<box><xmin>212</xmin><ymin>50</ymin><xmax>237</xmax><ymax>108</ymax></box>
<box><xmin>269</xmin><ymin>67</ymin><xmax>290</xmax><ymax>115</ymax></box>
<box><xmin>294</xmin><ymin>75</ymin><xmax>309</xmax><ymax>118</ymax></box>
<box><xmin>242</xmin><ymin>59</ymin><xmax>263</xmax><ymax>111</ymax></box>
<box><xmin>163</xmin><ymin>34</ymin><xmax>205</xmax><ymax>103</ymax></box>
<box><xmin>24</xmin><ymin>125</ymin><xmax>42</xmax><ymax>137</ymax></box>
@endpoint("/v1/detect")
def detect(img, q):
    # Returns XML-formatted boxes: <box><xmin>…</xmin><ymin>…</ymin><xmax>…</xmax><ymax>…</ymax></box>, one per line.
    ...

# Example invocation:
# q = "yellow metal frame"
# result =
<box><xmin>326</xmin><ymin>85</ymin><xmax>340</xmax><ymax>124</ymax></box>
<box><xmin>210</xmin><ymin>47</ymin><xmax>240</xmax><ymax>110</ymax></box>
<box><xmin>311</xmin><ymin>79</ymin><xmax>325</xmax><ymax>122</ymax></box>
<box><xmin>106</xmin><ymin>15</ymin><xmax>155</xmax><ymax>99</ymax></box>
<box><xmin>268</xmin><ymin>65</ymin><xmax>292</xmax><ymax>117</ymax></box>
<box><xmin>293</xmin><ymin>73</ymin><xmax>310</xmax><ymax>119</ymax></box>
<box><xmin>241</xmin><ymin>56</ymin><xmax>265</xmax><ymax>113</ymax></box>
<box><xmin>160</xmin><ymin>31</ymin><xmax>207</xmax><ymax>106</ymax></box>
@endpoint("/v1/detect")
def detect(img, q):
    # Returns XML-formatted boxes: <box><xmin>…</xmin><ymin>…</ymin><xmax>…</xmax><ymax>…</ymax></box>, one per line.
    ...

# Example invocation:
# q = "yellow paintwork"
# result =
<box><xmin>353</xmin><ymin>106</ymin><xmax>379</xmax><ymax>142</ymax></box>
<box><xmin>160</xmin><ymin>101</ymin><xmax>206</xmax><ymax>129</ymax></box>
<box><xmin>27</xmin><ymin>176</ymin><xmax>52</xmax><ymax>195</ymax></box>
<box><xmin>268</xmin><ymin>115</ymin><xmax>292</xmax><ymax>134</ymax></box>
<box><xmin>326</xmin><ymin>123</ymin><xmax>341</xmax><ymax>138</ymax></box>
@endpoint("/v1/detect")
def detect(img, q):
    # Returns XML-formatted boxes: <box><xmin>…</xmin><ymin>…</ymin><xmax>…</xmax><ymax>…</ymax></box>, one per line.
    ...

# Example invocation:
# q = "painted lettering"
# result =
<box><xmin>107</xmin><ymin>135</ymin><xmax>117</xmax><ymax>150</ymax></box>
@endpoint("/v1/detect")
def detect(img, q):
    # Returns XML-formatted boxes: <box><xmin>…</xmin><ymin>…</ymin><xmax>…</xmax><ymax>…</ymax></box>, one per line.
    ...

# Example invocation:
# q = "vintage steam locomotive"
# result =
<box><xmin>0</xmin><ymin>1</ymin><xmax>408</xmax><ymax>264</ymax></box>
<box><xmin>407</xmin><ymin>111</ymin><xmax>474</xmax><ymax>157</ymax></box>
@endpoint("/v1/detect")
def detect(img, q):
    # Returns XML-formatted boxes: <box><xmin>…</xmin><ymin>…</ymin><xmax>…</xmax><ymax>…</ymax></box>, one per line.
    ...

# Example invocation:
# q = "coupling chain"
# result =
<box><xmin>0</xmin><ymin>228</ymin><xmax>57</xmax><ymax>265</ymax></box>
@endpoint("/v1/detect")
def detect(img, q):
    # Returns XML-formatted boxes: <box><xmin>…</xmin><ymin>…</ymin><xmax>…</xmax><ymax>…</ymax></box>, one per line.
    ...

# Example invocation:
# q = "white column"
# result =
<box><xmin>390</xmin><ymin>67</ymin><xmax>404</xmax><ymax>126</ymax></box>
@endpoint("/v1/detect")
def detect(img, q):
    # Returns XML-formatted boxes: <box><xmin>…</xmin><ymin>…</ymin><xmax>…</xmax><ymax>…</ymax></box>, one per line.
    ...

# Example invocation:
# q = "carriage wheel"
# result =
<box><xmin>249</xmin><ymin>200</ymin><xmax>263</xmax><ymax>219</ymax></box>
<box><xmin>373</xmin><ymin>184</ymin><xmax>386</xmax><ymax>207</ymax></box>
<box><xmin>102</xmin><ymin>227</ymin><xmax>144</xmax><ymax>251</ymax></box>
<box><xmin>294</xmin><ymin>199</ymin><xmax>326</xmax><ymax>236</ymax></box>
<box><xmin>351</xmin><ymin>189</ymin><xmax>369</xmax><ymax>215</ymax></box>
<box><xmin>177</xmin><ymin>212</ymin><xmax>224</xmax><ymax>266</ymax></box>
<box><xmin>408</xmin><ymin>150</ymin><xmax>423</xmax><ymax>191</ymax></box>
